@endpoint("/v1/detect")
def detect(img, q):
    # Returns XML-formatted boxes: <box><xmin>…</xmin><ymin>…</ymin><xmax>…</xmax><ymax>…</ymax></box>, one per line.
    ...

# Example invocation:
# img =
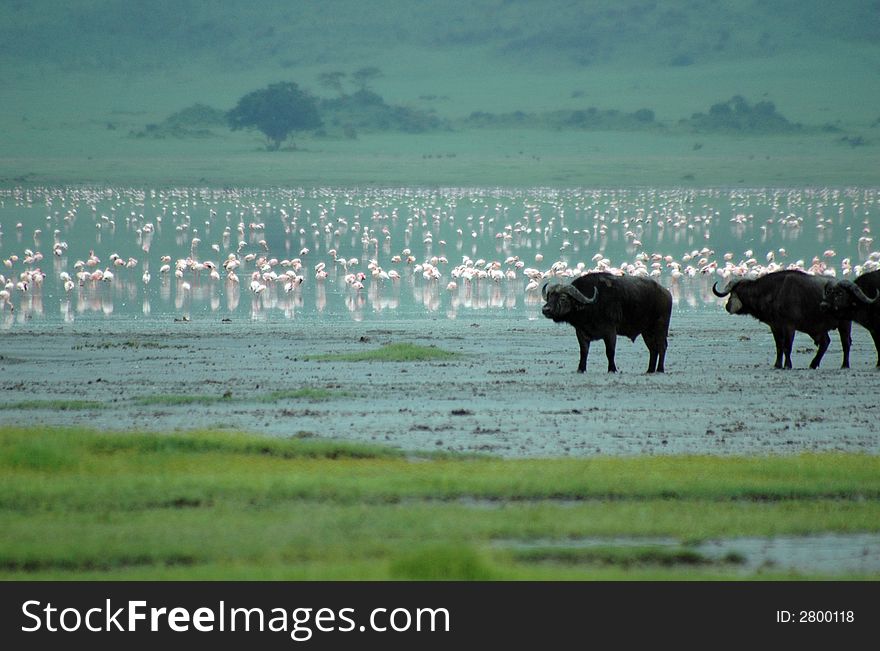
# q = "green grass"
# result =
<box><xmin>307</xmin><ymin>342</ymin><xmax>459</xmax><ymax>362</ymax></box>
<box><xmin>132</xmin><ymin>395</ymin><xmax>231</xmax><ymax>407</ymax></box>
<box><xmin>0</xmin><ymin>400</ymin><xmax>105</xmax><ymax>411</ymax></box>
<box><xmin>1</xmin><ymin>426</ymin><xmax>879</xmax><ymax>579</ymax></box>
<box><xmin>131</xmin><ymin>387</ymin><xmax>343</xmax><ymax>407</ymax></box>
<box><xmin>259</xmin><ymin>388</ymin><xmax>342</xmax><ymax>402</ymax></box>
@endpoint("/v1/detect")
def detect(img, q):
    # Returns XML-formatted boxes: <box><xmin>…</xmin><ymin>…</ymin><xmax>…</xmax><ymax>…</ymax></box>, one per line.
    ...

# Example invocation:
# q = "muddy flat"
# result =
<box><xmin>2</xmin><ymin>311</ymin><xmax>876</xmax><ymax>456</ymax></box>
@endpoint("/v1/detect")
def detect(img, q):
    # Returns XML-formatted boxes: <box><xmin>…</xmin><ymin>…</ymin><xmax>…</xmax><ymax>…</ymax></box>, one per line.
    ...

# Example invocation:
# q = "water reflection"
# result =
<box><xmin>0</xmin><ymin>186</ymin><xmax>877</xmax><ymax>326</ymax></box>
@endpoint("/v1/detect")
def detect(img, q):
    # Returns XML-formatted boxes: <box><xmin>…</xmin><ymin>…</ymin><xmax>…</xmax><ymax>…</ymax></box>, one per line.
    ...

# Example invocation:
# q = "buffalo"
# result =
<box><xmin>712</xmin><ymin>270</ymin><xmax>852</xmax><ymax>369</ymax></box>
<box><xmin>820</xmin><ymin>270</ymin><xmax>880</xmax><ymax>366</ymax></box>
<box><xmin>542</xmin><ymin>273</ymin><xmax>672</xmax><ymax>373</ymax></box>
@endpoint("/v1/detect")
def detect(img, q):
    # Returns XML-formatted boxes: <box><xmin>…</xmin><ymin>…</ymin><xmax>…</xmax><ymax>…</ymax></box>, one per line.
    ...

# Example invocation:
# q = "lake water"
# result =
<box><xmin>1</xmin><ymin>186</ymin><xmax>877</xmax><ymax>327</ymax></box>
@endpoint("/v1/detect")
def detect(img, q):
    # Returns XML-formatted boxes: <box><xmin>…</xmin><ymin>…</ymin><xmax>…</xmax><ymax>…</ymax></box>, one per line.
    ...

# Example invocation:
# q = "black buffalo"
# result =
<box><xmin>712</xmin><ymin>270</ymin><xmax>852</xmax><ymax>369</ymax></box>
<box><xmin>542</xmin><ymin>273</ymin><xmax>672</xmax><ymax>373</ymax></box>
<box><xmin>820</xmin><ymin>270</ymin><xmax>880</xmax><ymax>366</ymax></box>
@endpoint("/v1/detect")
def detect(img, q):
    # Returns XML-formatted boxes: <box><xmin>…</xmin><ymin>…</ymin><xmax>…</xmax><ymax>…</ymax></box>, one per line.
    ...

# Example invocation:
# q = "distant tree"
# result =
<box><xmin>708</xmin><ymin>101</ymin><xmax>732</xmax><ymax>118</ymax></box>
<box><xmin>318</xmin><ymin>71</ymin><xmax>347</xmax><ymax>97</ymax></box>
<box><xmin>352</xmin><ymin>66</ymin><xmax>383</xmax><ymax>91</ymax></box>
<box><xmin>752</xmin><ymin>100</ymin><xmax>776</xmax><ymax>116</ymax></box>
<box><xmin>729</xmin><ymin>95</ymin><xmax>749</xmax><ymax>114</ymax></box>
<box><xmin>227</xmin><ymin>82</ymin><xmax>322</xmax><ymax>151</ymax></box>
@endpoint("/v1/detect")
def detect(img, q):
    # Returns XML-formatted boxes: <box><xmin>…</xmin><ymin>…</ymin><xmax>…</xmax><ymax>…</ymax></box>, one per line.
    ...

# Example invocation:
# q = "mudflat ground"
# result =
<box><xmin>1</xmin><ymin>311</ymin><xmax>876</xmax><ymax>456</ymax></box>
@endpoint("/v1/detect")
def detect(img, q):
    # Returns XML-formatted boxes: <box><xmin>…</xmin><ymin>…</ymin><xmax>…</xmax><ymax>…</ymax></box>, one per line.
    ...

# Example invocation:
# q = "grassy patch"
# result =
<box><xmin>389</xmin><ymin>545</ymin><xmax>497</xmax><ymax>580</ymax></box>
<box><xmin>132</xmin><ymin>394</ymin><xmax>231</xmax><ymax>406</ymax></box>
<box><xmin>0</xmin><ymin>400</ymin><xmax>104</xmax><ymax>411</ymax></box>
<box><xmin>131</xmin><ymin>387</ymin><xmax>345</xmax><ymax>407</ymax></box>
<box><xmin>82</xmin><ymin>429</ymin><xmax>402</xmax><ymax>460</ymax></box>
<box><xmin>307</xmin><ymin>342</ymin><xmax>459</xmax><ymax>362</ymax></box>
<box><xmin>259</xmin><ymin>388</ymin><xmax>342</xmax><ymax>402</ymax></box>
<box><xmin>0</xmin><ymin>426</ymin><xmax>878</xmax><ymax>579</ymax></box>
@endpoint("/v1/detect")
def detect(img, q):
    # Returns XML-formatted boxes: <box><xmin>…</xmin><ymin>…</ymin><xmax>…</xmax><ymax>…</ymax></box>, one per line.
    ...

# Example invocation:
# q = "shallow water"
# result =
<box><xmin>496</xmin><ymin>533</ymin><xmax>880</xmax><ymax>575</ymax></box>
<box><xmin>0</xmin><ymin>186</ymin><xmax>876</xmax><ymax>326</ymax></box>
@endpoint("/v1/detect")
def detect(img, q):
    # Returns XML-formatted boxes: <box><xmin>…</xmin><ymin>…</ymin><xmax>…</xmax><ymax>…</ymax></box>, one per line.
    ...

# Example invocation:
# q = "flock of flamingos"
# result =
<box><xmin>0</xmin><ymin>186</ymin><xmax>877</xmax><ymax>324</ymax></box>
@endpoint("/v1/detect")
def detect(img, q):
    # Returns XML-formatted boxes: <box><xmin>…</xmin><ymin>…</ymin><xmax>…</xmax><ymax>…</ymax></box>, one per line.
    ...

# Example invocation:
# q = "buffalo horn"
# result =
<box><xmin>845</xmin><ymin>281</ymin><xmax>880</xmax><ymax>304</ymax></box>
<box><xmin>563</xmin><ymin>284</ymin><xmax>598</xmax><ymax>304</ymax></box>
<box><xmin>712</xmin><ymin>281</ymin><xmax>731</xmax><ymax>298</ymax></box>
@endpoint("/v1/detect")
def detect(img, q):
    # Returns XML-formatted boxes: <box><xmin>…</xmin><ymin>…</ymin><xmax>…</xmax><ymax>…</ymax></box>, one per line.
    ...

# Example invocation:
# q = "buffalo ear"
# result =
<box><xmin>601</xmin><ymin>277</ymin><xmax>613</xmax><ymax>287</ymax></box>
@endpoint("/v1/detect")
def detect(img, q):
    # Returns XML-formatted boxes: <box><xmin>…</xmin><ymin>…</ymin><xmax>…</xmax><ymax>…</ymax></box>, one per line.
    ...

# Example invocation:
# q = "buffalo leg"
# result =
<box><xmin>656</xmin><ymin>334</ymin><xmax>667</xmax><ymax>373</ymax></box>
<box><xmin>782</xmin><ymin>327</ymin><xmax>795</xmax><ymax>369</ymax></box>
<box><xmin>643</xmin><ymin>334</ymin><xmax>659</xmax><ymax>373</ymax></box>
<box><xmin>837</xmin><ymin>322</ymin><xmax>851</xmax><ymax>369</ymax></box>
<box><xmin>643</xmin><ymin>334</ymin><xmax>655</xmax><ymax>373</ymax></box>
<box><xmin>603</xmin><ymin>334</ymin><xmax>617</xmax><ymax>373</ymax></box>
<box><xmin>871</xmin><ymin>329</ymin><xmax>880</xmax><ymax>367</ymax></box>
<box><xmin>770</xmin><ymin>326</ymin><xmax>785</xmax><ymax>369</ymax></box>
<box><xmin>575</xmin><ymin>328</ymin><xmax>591</xmax><ymax>373</ymax></box>
<box><xmin>809</xmin><ymin>331</ymin><xmax>831</xmax><ymax>369</ymax></box>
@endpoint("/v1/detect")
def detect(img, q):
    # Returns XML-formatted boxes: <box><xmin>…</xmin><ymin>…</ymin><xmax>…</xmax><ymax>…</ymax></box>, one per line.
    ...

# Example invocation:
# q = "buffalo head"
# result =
<box><xmin>542</xmin><ymin>282</ymin><xmax>598</xmax><ymax>322</ymax></box>
<box><xmin>821</xmin><ymin>280</ymin><xmax>880</xmax><ymax>316</ymax></box>
<box><xmin>712</xmin><ymin>279</ymin><xmax>745</xmax><ymax>314</ymax></box>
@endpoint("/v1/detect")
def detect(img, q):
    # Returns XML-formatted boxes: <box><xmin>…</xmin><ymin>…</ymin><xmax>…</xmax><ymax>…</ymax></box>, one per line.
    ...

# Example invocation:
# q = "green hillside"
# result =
<box><xmin>1</xmin><ymin>0</ymin><xmax>878</xmax><ymax>186</ymax></box>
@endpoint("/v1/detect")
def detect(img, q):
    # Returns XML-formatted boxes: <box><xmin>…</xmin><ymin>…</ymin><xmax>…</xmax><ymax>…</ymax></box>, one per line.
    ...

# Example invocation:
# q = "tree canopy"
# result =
<box><xmin>317</xmin><ymin>71</ymin><xmax>347</xmax><ymax>96</ymax></box>
<box><xmin>227</xmin><ymin>82</ymin><xmax>322</xmax><ymax>150</ymax></box>
<box><xmin>352</xmin><ymin>66</ymin><xmax>383</xmax><ymax>91</ymax></box>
